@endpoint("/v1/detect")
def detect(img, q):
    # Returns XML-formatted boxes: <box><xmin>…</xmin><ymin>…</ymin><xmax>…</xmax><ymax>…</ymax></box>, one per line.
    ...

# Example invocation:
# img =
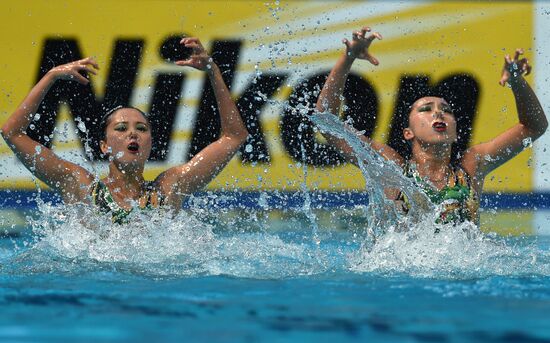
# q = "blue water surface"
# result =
<box><xmin>1</xmin><ymin>208</ymin><xmax>550</xmax><ymax>343</ymax></box>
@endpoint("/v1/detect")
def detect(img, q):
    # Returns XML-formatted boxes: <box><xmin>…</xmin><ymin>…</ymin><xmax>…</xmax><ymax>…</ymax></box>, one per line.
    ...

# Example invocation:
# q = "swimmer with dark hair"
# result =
<box><xmin>316</xmin><ymin>27</ymin><xmax>547</xmax><ymax>225</ymax></box>
<box><xmin>1</xmin><ymin>37</ymin><xmax>248</xmax><ymax>223</ymax></box>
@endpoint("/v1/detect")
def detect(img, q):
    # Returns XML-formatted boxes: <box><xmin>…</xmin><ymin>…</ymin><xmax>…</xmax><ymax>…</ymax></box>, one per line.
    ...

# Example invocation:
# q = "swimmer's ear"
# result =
<box><xmin>403</xmin><ymin>127</ymin><xmax>414</xmax><ymax>141</ymax></box>
<box><xmin>100</xmin><ymin>140</ymin><xmax>109</xmax><ymax>156</ymax></box>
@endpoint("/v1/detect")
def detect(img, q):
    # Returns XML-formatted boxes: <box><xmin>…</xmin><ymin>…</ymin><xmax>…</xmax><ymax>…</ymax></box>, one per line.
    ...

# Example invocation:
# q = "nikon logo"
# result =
<box><xmin>30</xmin><ymin>36</ymin><xmax>479</xmax><ymax>166</ymax></box>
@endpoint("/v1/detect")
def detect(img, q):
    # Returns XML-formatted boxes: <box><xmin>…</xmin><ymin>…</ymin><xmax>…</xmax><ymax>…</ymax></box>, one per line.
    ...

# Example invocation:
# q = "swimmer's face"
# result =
<box><xmin>403</xmin><ymin>96</ymin><xmax>457</xmax><ymax>146</ymax></box>
<box><xmin>100</xmin><ymin>108</ymin><xmax>152</xmax><ymax>167</ymax></box>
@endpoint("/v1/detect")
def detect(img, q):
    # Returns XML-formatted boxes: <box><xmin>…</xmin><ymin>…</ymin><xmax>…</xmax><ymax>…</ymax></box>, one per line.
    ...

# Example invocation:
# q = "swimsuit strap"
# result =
<box><xmin>451</xmin><ymin>165</ymin><xmax>479</xmax><ymax>223</ymax></box>
<box><xmin>142</xmin><ymin>181</ymin><xmax>163</xmax><ymax>208</ymax></box>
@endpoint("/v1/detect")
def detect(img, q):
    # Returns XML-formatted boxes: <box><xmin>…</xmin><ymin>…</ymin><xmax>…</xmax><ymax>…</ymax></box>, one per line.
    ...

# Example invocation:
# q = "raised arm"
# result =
<box><xmin>463</xmin><ymin>49</ymin><xmax>548</xmax><ymax>177</ymax></box>
<box><xmin>315</xmin><ymin>27</ymin><xmax>403</xmax><ymax>166</ymax></box>
<box><xmin>0</xmin><ymin>58</ymin><xmax>99</xmax><ymax>202</ymax></box>
<box><xmin>156</xmin><ymin>37</ymin><xmax>248</xmax><ymax>206</ymax></box>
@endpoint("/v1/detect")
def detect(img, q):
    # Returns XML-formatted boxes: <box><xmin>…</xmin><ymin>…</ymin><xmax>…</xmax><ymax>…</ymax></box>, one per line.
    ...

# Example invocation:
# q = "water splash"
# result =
<box><xmin>298</xmin><ymin>121</ymin><xmax>321</xmax><ymax>246</ymax></box>
<box><xmin>310</xmin><ymin>111</ymin><xmax>434</xmax><ymax>235</ymax></box>
<box><xmin>3</xmin><ymin>197</ymin><xmax>550</xmax><ymax>280</ymax></box>
<box><xmin>4</xmin><ymin>202</ymin><xmax>341</xmax><ymax>279</ymax></box>
<box><xmin>310</xmin><ymin>110</ymin><xmax>550</xmax><ymax>279</ymax></box>
<box><xmin>3</xmin><ymin>109</ymin><xmax>548</xmax><ymax>280</ymax></box>
<box><xmin>349</xmin><ymin>218</ymin><xmax>550</xmax><ymax>279</ymax></box>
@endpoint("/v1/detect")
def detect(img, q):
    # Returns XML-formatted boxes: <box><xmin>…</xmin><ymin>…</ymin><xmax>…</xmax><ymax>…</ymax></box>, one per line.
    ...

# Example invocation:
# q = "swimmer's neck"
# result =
<box><xmin>411</xmin><ymin>143</ymin><xmax>452</xmax><ymax>181</ymax></box>
<box><xmin>104</xmin><ymin>162</ymin><xmax>146</xmax><ymax>199</ymax></box>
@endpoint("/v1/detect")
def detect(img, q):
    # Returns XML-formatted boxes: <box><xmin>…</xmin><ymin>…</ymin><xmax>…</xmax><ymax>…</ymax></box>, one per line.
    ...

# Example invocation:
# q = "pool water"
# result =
<box><xmin>1</xmin><ymin>206</ymin><xmax>550</xmax><ymax>343</ymax></box>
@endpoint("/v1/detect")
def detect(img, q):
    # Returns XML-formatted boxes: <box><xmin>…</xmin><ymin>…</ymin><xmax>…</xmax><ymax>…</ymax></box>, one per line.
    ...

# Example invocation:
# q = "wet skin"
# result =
<box><xmin>405</xmin><ymin>96</ymin><xmax>458</xmax><ymax>148</ymax></box>
<box><xmin>100</xmin><ymin>108</ymin><xmax>152</xmax><ymax>172</ymax></box>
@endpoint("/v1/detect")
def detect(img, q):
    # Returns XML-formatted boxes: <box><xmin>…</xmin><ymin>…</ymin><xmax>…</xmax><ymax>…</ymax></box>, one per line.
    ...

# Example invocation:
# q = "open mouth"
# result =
<box><xmin>432</xmin><ymin>121</ymin><xmax>448</xmax><ymax>132</ymax></box>
<box><xmin>127</xmin><ymin>142</ymin><xmax>140</xmax><ymax>153</ymax></box>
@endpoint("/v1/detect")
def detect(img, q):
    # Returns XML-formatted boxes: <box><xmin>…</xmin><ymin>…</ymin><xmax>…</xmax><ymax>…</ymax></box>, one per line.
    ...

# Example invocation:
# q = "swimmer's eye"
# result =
<box><xmin>114</xmin><ymin>124</ymin><xmax>127</xmax><ymax>131</ymax></box>
<box><xmin>136</xmin><ymin>124</ymin><xmax>149</xmax><ymax>132</ymax></box>
<box><xmin>442</xmin><ymin>106</ymin><xmax>454</xmax><ymax>115</ymax></box>
<box><xmin>418</xmin><ymin>105</ymin><xmax>432</xmax><ymax>112</ymax></box>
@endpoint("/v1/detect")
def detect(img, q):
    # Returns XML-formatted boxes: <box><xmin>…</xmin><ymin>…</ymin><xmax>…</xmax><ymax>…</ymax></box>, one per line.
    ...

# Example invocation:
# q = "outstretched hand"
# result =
<box><xmin>175</xmin><ymin>37</ymin><xmax>213</xmax><ymax>71</ymax></box>
<box><xmin>343</xmin><ymin>26</ymin><xmax>382</xmax><ymax>65</ymax></box>
<box><xmin>49</xmin><ymin>57</ymin><xmax>99</xmax><ymax>84</ymax></box>
<box><xmin>499</xmin><ymin>49</ymin><xmax>531</xmax><ymax>86</ymax></box>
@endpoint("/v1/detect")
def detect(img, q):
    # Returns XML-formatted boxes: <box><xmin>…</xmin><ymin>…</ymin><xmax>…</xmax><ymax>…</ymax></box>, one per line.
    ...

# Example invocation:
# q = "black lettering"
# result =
<box><xmin>237</xmin><ymin>73</ymin><xmax>287</xmax><ymax>163</ymax></box>
<box><xmin>187</xmin><ymin>40</ymin><xmax>243</xmax><ymax>160</ymax></box>
<box><xmin>281</xmin><ymin>72</ymin><xmax>378</xmax><ymax>166</ymax></box>
<box><xmin>159</xmin><ymin>34</ymin><xmax>193</xmax><ymax>62</ymax></box>
<box><xmin>147</xmin><ymin>35</ymin><xmax>190</xmax><ymax>161</ymax></box>
<box><xmin>102</xmin><ymin>39</ymin><xmax>145</xmax><ymax>111</ymax></box>
<box><xmin>31</xmin><ymin>38</ymin><xmax>144</xmax><ymax>159</ymax></box>
<box><xmin>147</xmin><ymin>74</ymin><xmax>186</xmax><ymax>160</ymax></box>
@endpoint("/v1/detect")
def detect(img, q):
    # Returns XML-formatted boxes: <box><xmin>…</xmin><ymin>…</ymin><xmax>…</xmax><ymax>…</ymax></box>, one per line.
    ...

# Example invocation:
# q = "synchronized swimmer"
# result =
<box><xmin>316</xmin><ymin>27</ymin><xmax>547</xmax><ymax>225</ymax></box>
<box><xmin>1</xmin><ymin>37</ymin><xmax>248</xmax><ymax>224</ymax></box>
<box><xmin>1</xmin><ymin>27</ymin><xmax>548</xmax><ymax>226</ymax></box>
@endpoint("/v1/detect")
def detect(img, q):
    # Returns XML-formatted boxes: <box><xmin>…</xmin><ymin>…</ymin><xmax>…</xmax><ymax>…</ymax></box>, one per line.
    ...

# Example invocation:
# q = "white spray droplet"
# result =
<box><xmin>77</xmin><ymin>121</ymin><xmax>87</xmax><ymax>132</ymax></box>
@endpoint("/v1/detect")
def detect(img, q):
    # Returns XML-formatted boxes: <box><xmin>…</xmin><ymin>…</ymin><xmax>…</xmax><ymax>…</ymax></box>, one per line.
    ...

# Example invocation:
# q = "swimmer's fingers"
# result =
<box><xmin>342</xmin><ymin>38</ymin><xmax>351</xmax><ymax>50</ymax></box>
<box><xmin>175</xmin><ymin>57</ymin><xmax>209</xmax><ymax>71</ymax></box>
<box><xmin>364</xmin><ymin>32</ymin><xmax>381</xmax><ymax>64</ymax></box>
<box><xmin>366</xmin><ymin>53</ymin><xmax>379</xmax><ymax>66</ymax></box>
<box><xmin>518</xmin><ymin>58</ymin><xmax>532</xmax><ymax>75</ymax></box>
<box><xmin>75</xmin><ymin>63</ymin><xmax>97</xmax><ymax>76</ymax></box>
<box><xmin>85</xmin><ymin>66</ymin><xmax>97</xmax><ymax>76</ymax></box>
<box><xmin>68</xmin><ymin>63</ymin><xmax>96</xmax><ymax>85</ymax></box>
<box><xmin>499</xmin><ymin>56</ymin><xmax>509</xmax><ymax>86</ymax></box>
<box><xmin>177</xmin><ymin>38</ymin><xmax>210</xmax><ymax>70</ymax></box>
<box><xmin>51</xmin><ymin>61</ymin><xmax>96</xmax><ymax>84</ymax></box>
<box><xmin>524</xmin><ymin>62</ymin><xmax>532</xmax><ymax>76</ymax></box>
<box><xmin>184</xmin><ymin>42</ymin><xmax>201</xmax><ymax>50</ymax></box>
<box><xmin>513</xmin><ymin>48</ymin><xmax>524</xmax><ymax>62</ymax></box>
<box><xmin>80</xmin><ymin>57</ymin><xmax>100</xmax><ymax>70</ymax></box>
<box><xmin>68</xmin><ymin>70</ymin><xmax>90</xmax><ymax>85</ymax></box>
<box><xmin>181</xmin><ymin>37</ymin><xmax>205</xmax><ymax>51</ymax></box>
<box><xmin>500</xmin><ymin>51</ymin><xmax>531</xmax><ymax>86</ymax></box>
<box><xmin>352</xmin><ymin>31</ymin><xmax>360</xmax><ymax>41</ymax></box>
<box><xmin>498</xmin><ymin>75</ymin><xmax>507</xmax><ymax>87</ymax></box>
<box><xmin>360</xmin><ymin>26</ymin><xmax>371</xmax><ymax>38</ymax></box>
<box><xmin>181</xmin><ymin>37</ymin><xmax>200</xmax><ymax>44</ymax></box>
<box><xmin>504</xmin><ymin>54</ymin><xmax>513</xmax><ymax>65</ymax></box>
<box><xmin>366</xmin><ymin>32</ymin><xmax>383</xmax><ymax>41</ymax></box>
<box><xmin>174</xmin><ymin>59</ymin><xmax>192</xmax><ymax>67</ymax></box>
<box><xmin>182</xmin><ymin>41</ymin><xmax>207</xmax><ymax>57</ymax></box>
<box><xmin>499</xmin><ymin>55</ymin><xmax>513</xmax><ymax>86</ymax></box>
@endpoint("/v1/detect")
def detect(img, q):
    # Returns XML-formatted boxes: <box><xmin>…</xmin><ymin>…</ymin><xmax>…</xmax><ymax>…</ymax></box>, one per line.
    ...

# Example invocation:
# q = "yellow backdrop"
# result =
<box><xmin>0</xmin><ymin>1</ymin><xmax>537</xmax><ymax>192</ymax></box>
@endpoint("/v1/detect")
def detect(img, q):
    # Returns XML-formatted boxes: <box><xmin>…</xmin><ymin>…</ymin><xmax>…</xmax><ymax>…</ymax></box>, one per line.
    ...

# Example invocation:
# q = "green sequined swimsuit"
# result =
<box><xmin>90</xmin><ymin>180</ymin><xmax>164</xmax><ymax>224</ymax></box>
<box><xmin>397</xmin><ymin>162</ymin><xmax>479</xmax><ymax>224</ymax></box>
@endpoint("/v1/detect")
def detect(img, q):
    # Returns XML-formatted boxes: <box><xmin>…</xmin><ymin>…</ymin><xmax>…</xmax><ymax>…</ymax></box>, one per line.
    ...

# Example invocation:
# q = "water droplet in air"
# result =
<box><xmin>77</xmin><ymin>121</ymin><xmax>86</xmax><ymax>132</ymax></box>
